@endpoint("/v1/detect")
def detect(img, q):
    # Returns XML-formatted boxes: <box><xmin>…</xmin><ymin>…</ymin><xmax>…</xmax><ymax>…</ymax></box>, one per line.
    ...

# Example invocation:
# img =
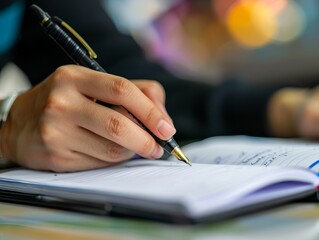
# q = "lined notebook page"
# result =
<box><xmin>0</xmin><ymin>160</ymin><xmax>317</xmax><ymax>217</ymax></box>
<box><xmin>181</xmin><ymin>136</ymin><xmax>319</xmax><ymax>172</ymax></box>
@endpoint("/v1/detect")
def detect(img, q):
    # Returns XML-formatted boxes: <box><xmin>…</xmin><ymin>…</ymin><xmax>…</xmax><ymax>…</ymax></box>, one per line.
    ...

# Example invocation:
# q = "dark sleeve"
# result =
<box><xmin>11</xmin><ymin>0</ymin><xmax>290</xmax><ymax>141</ymax></box>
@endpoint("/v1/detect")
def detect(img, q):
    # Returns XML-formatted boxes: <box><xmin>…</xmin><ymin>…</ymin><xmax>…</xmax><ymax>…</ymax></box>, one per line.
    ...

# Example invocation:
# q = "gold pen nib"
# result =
<box><xmin>171</xmin><ymin>147</ymin><xmax>192</xmax><ymax>166</ymax></box>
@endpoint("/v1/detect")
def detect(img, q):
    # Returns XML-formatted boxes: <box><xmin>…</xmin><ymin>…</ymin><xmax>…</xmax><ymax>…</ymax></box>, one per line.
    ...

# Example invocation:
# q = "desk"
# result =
<box><xmin>0</xmin><ymin>202</ymin><xmax>318</xmax><ymax>240</ymax></box>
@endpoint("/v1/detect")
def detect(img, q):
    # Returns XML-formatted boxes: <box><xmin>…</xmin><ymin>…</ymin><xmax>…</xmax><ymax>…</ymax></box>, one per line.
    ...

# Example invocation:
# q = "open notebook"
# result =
<box><xmin>0</xmin><ymin>136</ymin><xmax>318</xmax><ymax>223</ymax></box>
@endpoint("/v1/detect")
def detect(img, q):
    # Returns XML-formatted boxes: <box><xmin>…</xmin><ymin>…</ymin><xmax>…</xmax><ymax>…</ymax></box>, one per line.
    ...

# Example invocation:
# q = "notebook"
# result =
<box><xmin>0</xmin><ymin>136</ymin><xmax>318</xmax><ymax>223</ymax></box>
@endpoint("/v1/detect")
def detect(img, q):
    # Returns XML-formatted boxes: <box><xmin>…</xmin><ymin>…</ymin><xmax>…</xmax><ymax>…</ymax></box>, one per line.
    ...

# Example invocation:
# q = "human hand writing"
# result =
<box><xmin>0</xmin><ymin>65</ymin><xmax>175</xmax><ymax>172</ymax></box>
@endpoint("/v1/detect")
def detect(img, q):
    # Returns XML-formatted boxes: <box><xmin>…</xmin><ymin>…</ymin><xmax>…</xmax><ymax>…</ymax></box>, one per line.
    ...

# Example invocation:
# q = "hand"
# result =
<box><xmin>0</xmin><ymin>65</ymin><xmax>175</xmax><ymax>172</ymax></box>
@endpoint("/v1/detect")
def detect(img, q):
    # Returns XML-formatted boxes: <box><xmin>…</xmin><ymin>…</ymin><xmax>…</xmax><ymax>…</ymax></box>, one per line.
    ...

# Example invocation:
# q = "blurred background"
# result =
<box><xmin>2</xmin><ymin>0</ymin><xmax>319</xmax><ymax>98</ymax></box>
<box><xmin>103</xmin><ymin>0</ymin><xmax>319</xmax><ymax>85</ymax></box>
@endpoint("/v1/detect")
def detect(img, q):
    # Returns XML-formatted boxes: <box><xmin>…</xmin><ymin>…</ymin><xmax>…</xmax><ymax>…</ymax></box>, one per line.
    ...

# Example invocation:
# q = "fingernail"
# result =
<box><xmin>152</xmin><ymin>145</ymin><xmax>164</xmax><ymax>159</ymax></box>
<box><xmin>157</xmin><ymin>120</ymin><xmax>176</xmax><ymax>139</ymax></box>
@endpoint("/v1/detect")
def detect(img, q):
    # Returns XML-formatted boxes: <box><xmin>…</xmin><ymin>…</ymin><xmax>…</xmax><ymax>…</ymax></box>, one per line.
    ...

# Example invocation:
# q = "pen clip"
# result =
<box><xmin>51</xmin><ymin>16</ymin><xmax>98</xmax><ymax>59</ymax></box>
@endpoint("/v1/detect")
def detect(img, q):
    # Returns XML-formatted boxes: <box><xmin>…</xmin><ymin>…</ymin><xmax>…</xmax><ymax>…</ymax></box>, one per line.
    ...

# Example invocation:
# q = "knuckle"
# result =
<box><xmin>105</xmin><ymin>143</ymin><xmax>126</xmax><ymax>161</ymax></box>
<box><xmin>145</xmin><ymin>81</ymin><xmax>166</xmax><ymax>101</ymax></box>
<box><xmin>111</xmin><ymin>77</ymin><xmax>131</xmax><ymax>97</ymax></box>
<box><xmin>51</xmin><ymin>68</ymin><xmax>65</xmax><ymax>85</ymax></box>
<box><xmin>44</xmin><ymin>93</ymin><xmax>70</xmax><ymax>116</ymax></box>
<box><xmin>148</xmin><ymin>81</ymin><xmax>165</xmax><ymax>94</ymax></box>
<box><xmin>52</xmin><ymin>66</ymin><xmax>75</xmax><ymax>83</ymax></box>
<box><xmin>145</xmin><ymin>106</ymin><xmax>158</xmax><ymax>123</ymax></box>
<box><xmin>139</xmin><ymin>137</ymin><xmax>155</xmax><ymax>156</ymax></box>
<box><xmin>105</xmin><ymin>116</ymin><xmax>125</xmax><ymax>138</ymax></box>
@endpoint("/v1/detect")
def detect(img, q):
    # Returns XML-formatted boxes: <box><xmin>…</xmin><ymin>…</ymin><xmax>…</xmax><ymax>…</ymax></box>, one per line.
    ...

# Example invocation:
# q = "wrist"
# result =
<box><xmin>267</xmin><ymin>87</ymin><xmax>309</xmax><ymax>137</ymax></box>
<box><xmin>0</xmin><ymin>91</ymin><xmax>20</xmax><ymax>128</ymax></box>
<box><xmin>0</xmin><ymin>92</ymin><xmax>20</xmax><ymax>166</ymax></box>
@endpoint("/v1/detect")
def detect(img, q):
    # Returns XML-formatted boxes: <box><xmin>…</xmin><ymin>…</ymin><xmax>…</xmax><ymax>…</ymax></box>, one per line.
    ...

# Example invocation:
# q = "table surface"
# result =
<box><xmin>1</xmin><ymin>202</ymin><xmax>319</xmax><ymax>240</ymax></box>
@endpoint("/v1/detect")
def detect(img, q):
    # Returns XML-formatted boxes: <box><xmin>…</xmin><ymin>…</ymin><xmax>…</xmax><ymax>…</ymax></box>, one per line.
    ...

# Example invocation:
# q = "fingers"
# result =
<box><xmin>67</xmin><ymin>126</ymin><xmax>136</xmax><ymax>163</ymax></box>
<box><xmin>133</xmin><ymin>80</ymin><xmax>166</xmax><ymax>105</ymax></box>
<box><xmin>111</xmin><ymin>105</ymin><xmax>139</xmax><ymax>125</ymax></box>
<box><xmin>53</xmin><ymin>152</ymin><xmax>113</xmax><ymax>172</ymax></box>
<box><xmin>73</xmin><ymin>98</ymin><xmax>164</xmax><ymax>159</ymax></box>
<box><xmin>58</xmin><ymin>66</ymin><xmax>176</xmax><ymax>140</ymax></box>
<box><xmin>132</xmin><ymin>80</ymin><xmax>172</xmax><ymax>122</ymax></box>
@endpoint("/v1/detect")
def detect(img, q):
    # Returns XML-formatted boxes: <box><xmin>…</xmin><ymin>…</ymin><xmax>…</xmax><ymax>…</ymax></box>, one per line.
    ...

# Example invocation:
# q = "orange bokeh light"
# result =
<box><xmin>226</xmin><ymin>0</ymin><xmax>278</xmax><ymax>48</ymax></box>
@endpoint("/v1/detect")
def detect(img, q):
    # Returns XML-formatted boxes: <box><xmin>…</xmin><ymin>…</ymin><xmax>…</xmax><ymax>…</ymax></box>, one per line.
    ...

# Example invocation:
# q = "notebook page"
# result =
<box><xmin>181</xmin><ymin>136</ymin><xmax>319</xmax><ymax>172</ymax></box>
<box><xmin>0</xmin><ymin>160</ymin><xmax>317</xmax><ymax>217</ymax></box>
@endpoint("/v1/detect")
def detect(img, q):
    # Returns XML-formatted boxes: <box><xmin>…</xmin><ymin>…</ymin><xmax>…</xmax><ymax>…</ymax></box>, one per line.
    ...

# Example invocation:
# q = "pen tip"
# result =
<box><xmin>171</xmin><ymin>147</ymin><xmax>192</xmax><ymax>166</ymax></box>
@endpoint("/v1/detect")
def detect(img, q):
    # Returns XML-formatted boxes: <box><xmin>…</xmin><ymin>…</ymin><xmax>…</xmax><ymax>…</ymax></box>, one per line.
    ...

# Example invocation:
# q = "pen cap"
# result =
<box><xmin>30</xmin><ymin>5</ymin><xmax>104</xmax><ymax>72</ymax></box>
<box><xmin>30</xmin><ymin>4</ymin><xmax>50</xmax><ymax>22</ymax></box>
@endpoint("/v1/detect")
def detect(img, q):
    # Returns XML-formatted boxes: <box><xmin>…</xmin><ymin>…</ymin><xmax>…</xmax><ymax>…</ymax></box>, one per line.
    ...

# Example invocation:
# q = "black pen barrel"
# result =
<box><xmin>42</xmin><ymin>20</ymin><xmax>105</xmax><ymax>72</ymax></box>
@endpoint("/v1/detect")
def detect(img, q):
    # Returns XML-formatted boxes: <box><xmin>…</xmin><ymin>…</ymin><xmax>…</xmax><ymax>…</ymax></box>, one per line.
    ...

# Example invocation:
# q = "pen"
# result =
<box><xmin>30</xmin><ymin>4</ymin><xmax>191</xmax><ymax>166</ymax></box>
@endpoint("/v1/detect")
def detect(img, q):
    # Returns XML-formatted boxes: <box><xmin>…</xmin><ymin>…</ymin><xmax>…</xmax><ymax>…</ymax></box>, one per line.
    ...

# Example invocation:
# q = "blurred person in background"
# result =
<box><xmin>1</xmin><ymin>0</ymin><xmax>319</xmax><ymax>172</ymax></box>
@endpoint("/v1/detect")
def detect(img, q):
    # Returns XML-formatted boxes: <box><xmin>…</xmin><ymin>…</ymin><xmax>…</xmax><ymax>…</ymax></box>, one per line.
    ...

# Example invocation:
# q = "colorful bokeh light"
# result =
<box><xmin>226</xmin><ymin>0</ymin><xmax>277</xmax><ymax>48</ymax></box>
<box><xmin>274</xmin><ymin>1</ymin><xmax>306</xmax><ymax>43</ymax></box>
<box><xmin>261</xmin><ymin>0</ymin><xmax>288</xmax><ymax>14</ymax></box>
<box><xmin>213</xmin><ymin>0</ymin><xmax>307</xmax><ymax>48</ymax></box>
